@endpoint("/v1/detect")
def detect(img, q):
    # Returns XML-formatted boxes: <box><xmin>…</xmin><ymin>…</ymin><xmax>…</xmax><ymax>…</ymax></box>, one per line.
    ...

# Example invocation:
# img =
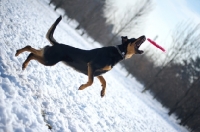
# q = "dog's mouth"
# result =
<box><xmin>136</xmin><ymin>35</ymin><xmax>146</xmax><ymax>48</ymax></box>
<box><xmin>135</xmin><ymin>35</ymin><xmax>146</xmax><ymax>54</ymax></box>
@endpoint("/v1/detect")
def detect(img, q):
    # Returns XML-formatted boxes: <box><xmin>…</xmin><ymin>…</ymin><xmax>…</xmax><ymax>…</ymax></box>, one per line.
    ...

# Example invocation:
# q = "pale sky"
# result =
<box><xmin>108</xmin><ymin>0</ymin><xmax>200</xmax><ymax>50</ymax></box>
<box><xmin>144</xmin><ymin>0</ymin><xmax>200</xmax><ymax>45</ymax></box>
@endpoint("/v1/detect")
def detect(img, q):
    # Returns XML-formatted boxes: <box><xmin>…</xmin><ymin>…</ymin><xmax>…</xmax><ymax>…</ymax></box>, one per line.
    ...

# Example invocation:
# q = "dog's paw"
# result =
<box><xmin>22</xmin><ymin>63</ymin><xmax>27</xmax><ymax>70</ymax></box>
<box><xmin>15</xmin><ymin>50</ymin><xmax>20</xmax><ymax>56</ymax></box>
<box><xmin>101</xmin><ymin>89</ymin><xmax>105</xmax><ymax>98</ymax></box>
<box><xmin>78</xmin><ymin>84</ymin><xmax>86</xmax><ymax>90</ymax></box>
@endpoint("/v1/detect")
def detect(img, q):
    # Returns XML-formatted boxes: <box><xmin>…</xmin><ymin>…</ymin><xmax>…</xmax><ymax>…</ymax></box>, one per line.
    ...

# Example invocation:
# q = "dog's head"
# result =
<box><xmin>121</xmin><ymin>35</ymin><xmax>146</xmax><ymax>59</ymax></box>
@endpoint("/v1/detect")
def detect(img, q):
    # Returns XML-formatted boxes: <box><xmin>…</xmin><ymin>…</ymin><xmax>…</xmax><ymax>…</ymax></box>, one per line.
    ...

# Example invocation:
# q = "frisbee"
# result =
<box><xmin>147</xmin><ymin>38</ymin><xmax>166</xmax><ymax>52</ymax></box>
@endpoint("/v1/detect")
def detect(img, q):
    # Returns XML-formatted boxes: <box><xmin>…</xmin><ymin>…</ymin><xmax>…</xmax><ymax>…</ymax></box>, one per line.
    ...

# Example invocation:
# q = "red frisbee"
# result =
<box><xmin>147</xmin><ymin>38</ymin><xmax>166</xmax><ymax>52</ymax></box>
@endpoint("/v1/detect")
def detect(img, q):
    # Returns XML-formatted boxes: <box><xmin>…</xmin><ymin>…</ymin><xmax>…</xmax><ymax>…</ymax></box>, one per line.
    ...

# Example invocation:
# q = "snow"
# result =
<box><xmin>0</xmin><ymin>0</ymin><xmax>188</xmax><ymax>132</ymax></box>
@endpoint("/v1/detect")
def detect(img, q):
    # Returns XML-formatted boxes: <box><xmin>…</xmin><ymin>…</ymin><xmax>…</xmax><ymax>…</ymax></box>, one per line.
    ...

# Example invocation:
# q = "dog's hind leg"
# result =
<box><xmin>97</xmin><ymin>76</ymin><xmax>106</xmax><ymax>97</ymax></box>
<box><xmin>79</xmin><ymin>62</ymin><xmax>94</xmax><ymax>90</ymax></box>
<box><xmin>15</xmin><ymin>46</ymin><xmax>46</xmax><ymax>70</ymax></box>
<box><xmin>15</xmin><ymin>45</ymin><xmax>44</xmax><ymax>57</ymax></box>
<box><xmin>22</xmin><ymin>53</ymin><xmax>46</xmax><ymax>70</ymax></box>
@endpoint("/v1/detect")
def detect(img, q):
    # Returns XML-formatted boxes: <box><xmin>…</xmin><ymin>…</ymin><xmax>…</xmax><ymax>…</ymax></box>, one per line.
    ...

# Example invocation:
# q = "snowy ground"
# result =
<box><xmin>0</xmin><ymin>0</ymin><xmax>188</xmax><ymax>132</ymax></box>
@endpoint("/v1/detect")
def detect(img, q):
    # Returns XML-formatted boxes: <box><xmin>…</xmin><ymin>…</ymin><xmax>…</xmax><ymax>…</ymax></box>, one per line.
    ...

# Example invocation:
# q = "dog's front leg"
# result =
<box><xmin>79</xmin><ymin>62</ymin><xmax>94</xmax><ymax>90</ymax></box>
<box><xmin>97</xmin><ymin>76</ymin><xmax>106</xmax><ymax>97</ymax></box>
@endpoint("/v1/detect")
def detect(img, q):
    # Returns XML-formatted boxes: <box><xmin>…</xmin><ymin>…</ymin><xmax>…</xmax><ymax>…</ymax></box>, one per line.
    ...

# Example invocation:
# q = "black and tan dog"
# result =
<box><xmin>15</xmin><ymin>16</ymin><xmax>146</xmax><ymax>97</ymax></box>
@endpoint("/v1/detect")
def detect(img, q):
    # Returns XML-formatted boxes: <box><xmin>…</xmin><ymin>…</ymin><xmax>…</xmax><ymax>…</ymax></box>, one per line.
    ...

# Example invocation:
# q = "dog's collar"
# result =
<box><xmin>115</xmin><ymin>46</ymin><xmax>125</xmax><ymax>59</ymax></box>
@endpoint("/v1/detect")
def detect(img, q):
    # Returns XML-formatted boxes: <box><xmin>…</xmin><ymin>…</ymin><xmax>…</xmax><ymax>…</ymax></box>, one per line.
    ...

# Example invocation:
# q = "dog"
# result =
<box><xmin>15</xmin><ymin>16</ymin><xmax>146</xmax><ymax>97</ymax></box>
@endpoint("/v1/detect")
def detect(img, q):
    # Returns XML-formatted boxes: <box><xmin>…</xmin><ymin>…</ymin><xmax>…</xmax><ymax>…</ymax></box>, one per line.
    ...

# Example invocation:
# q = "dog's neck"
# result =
<box><xmin>116</xmin><ymin>45</ymin><xmax>125</xmax><ymax>59</ymax></box>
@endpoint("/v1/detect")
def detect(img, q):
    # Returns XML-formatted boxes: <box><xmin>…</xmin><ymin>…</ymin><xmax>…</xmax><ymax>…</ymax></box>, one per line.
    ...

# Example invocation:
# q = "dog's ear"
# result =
<box><xmin>121</xmin><ymin>36</ymin><xmax>128</xmax><ymax>43</ymax></box>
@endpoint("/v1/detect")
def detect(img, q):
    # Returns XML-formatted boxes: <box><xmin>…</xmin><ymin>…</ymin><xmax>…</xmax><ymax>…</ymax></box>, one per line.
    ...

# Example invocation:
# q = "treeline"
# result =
<box><xmin>47</xmin><ymin>0</ymin><xmax>200</xmax><ymax>131</ymax></box>
<box><xmin>125</xmin><ymin>55</ymin><xmax>200</xmax><ymax>132</ymax></box>
<box><xmin>49</xmin><ymin>0</ymin><xmax>114</xmax><ymax>45</ymax></box>
<box><xmin>49</xmin><ymin>0</ymin><xmax>152</xmax><ymax>46</ymax></box>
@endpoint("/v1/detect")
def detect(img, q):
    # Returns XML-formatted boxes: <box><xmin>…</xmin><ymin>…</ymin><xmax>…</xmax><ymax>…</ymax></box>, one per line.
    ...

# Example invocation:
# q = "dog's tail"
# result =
<box><xmin>46</xmin><ymin>15</ymin><xmax>62</xmax><ymax>45</ymax></box>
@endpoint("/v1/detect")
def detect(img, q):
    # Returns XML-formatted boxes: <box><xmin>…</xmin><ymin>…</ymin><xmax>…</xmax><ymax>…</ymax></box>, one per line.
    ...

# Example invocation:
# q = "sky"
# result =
<box><xmin>146</xmin><ymin>0</ymin><xmax>200</xmax><ymax>40</ymax></box>
<box><xmin>110</xmin><ymin>0</ymin><xmax>200</xmax><ymax>50</ymax></box>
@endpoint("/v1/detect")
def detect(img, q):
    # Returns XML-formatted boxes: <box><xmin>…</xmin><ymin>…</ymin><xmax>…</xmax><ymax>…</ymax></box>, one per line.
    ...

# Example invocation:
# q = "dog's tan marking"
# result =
<box><xmin>97</xmin><ymin>76</ymin><xmax>106</xmax><ymax>97</ymax></box>
<box><xmin>125</xmin><ymin>37</ymin><xmax>144</xmax><ymax>59</ymax></box>
<box><xmin>101</xmin><ymin>65</ymin><xmax>112</xmax><ymax>71</ymax></box>
<box><xmin>79</xmin><ymin>63</ymin><xmax>94</xmax><ymax>90</ymax></box>
<box><xmin>15</xmin><ymin>46</ymin><xmax>44</xmax><ymax>57</ymax></box>
<box><xmin>16</xmin><ymin>46</ymin><xmax>46</xmax><ymax>70</ymax></box>
<box><xmin>125</xmin><ymin>43</ymin><xmax>136</xmax><ymax>59</ymax></box>
<box><xmin>22</xmin><ymin>53</ymin><xmax>45</xmax><ymax>70</ymax></box>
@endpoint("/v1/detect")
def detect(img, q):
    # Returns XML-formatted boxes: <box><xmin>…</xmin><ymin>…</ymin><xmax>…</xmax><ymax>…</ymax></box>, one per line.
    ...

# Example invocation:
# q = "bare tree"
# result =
<box><xmin>142</xmin><ymin>22</ymin><xmax>200</xmax><ymax>92</ymax></box>
<box><xmin>106</xmin><ymin>0</ymin><xmax>153</xmax><ymax>45</ymax></box>
<box><xmin>169</xmin><ymin>77</ymin><xmax>200</xmax><ymax>114</ymax></box>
